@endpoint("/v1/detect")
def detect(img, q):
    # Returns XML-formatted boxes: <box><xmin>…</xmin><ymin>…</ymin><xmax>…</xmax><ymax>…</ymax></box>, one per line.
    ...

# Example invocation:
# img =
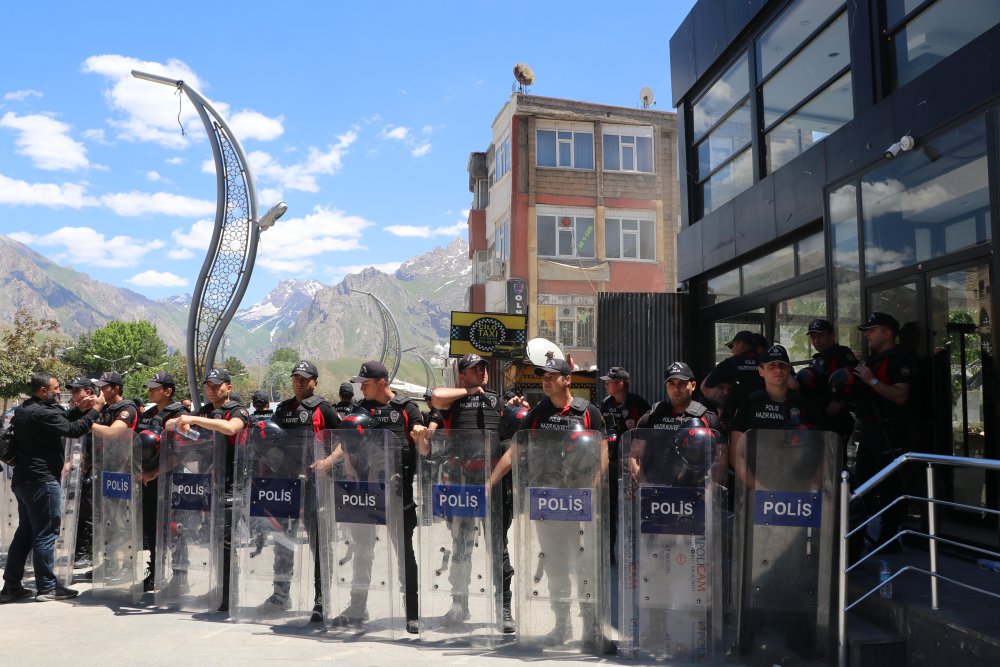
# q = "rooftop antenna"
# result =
<box><xmin>640</xmin><ymin>86</ymin><xmax>656</xmax><ymax>109</ymax></box>
<box><xmin>514</xmin><ymin>62</ymin><xmax>535</xmax><ymax>94</ymax></box>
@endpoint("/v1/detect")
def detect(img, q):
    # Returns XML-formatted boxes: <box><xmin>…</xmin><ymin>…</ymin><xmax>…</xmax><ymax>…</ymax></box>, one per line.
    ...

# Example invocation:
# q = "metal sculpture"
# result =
<box><xmin>131</xmin><ymin>70</ymin><xmax>286</xmax><ymax>407</ymax></box>
<box><xmin>350</xmin><ymin>289</ymin><xmax>401</xmax><ymax>382</ymax></box>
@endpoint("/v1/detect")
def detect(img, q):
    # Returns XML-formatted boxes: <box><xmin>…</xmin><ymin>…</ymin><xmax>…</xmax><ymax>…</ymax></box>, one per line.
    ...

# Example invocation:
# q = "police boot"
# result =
<box><xmin>311</xmin><ymin>594</ymin><xmax>323</xmax><ymax>623</ymax></box>
<box><xmin>500</xmin><ymin>591</ymin><xmax>515</xmax><ymax>634</ymax></box>
<box><xmin>581</xmin><ymin>605</ymin><xmax>616</xmax><ymax>655</ymax></box>
<box><xmin>331</xmin><ymin>591</ymin><xmax>369</xmax><ymax>628</ymax></box>
<box><xmin>543</xmin><ymin>603</ymin><xmax>572</xmax><ymax>646</ymax></box>
<box><xmin>442</xmin><ymin>594</ymin><xmax>470</xmax><ymax>626</ymax></box>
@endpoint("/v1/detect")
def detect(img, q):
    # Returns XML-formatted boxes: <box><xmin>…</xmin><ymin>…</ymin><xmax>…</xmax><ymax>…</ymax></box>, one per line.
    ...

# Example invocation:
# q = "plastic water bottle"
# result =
<box><xmin>977</xmin><ymin>559</ymin><xmax>1000</xmax><ymax>573</ymax></box>
<box><xmin>178</xmin><ymin>427</ymin><xmax>201</xmax><ymax>441</ymax></box>
<box><xmin>879</xmin><ymin>560</ymin><xmax>893</xmax><ymax>598</ymax></box>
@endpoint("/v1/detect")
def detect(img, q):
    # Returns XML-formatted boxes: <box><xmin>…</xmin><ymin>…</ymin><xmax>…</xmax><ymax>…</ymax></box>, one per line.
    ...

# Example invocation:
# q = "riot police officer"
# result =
<box><xmin>706</xmin><ymin>330</ymin><xmax>764</xmax><ymax>424</ymax></box>
<box><xmin>249</xmin><ymin>391</ymin><xmax>273</xmax><ymax>424</ymax></box>
<box><xmin>65</xmin><ymin>376</ymin><xmax>98</xmax><ymax>569</ymax></box>
<box><xmin>430</xmin><ymin>353</ymin><xmax>515</xmax><ymax>633</ymax></box>
<box><xmin>334</xmin><ymin>382</ymin><xmax>356</xmax><ymax>418</ymax></box>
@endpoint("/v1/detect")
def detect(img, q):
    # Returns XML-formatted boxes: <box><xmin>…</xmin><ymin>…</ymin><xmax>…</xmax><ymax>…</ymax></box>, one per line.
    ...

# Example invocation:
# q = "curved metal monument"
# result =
<box><xmin>131</xmin><ymin>70</ymin><xmax>286</xmax><ymax>407</ymax></box>
<box><xmin>350</xmin><ymin>289</ymin><xmax>402</xmax><ymax>383</ymax></box>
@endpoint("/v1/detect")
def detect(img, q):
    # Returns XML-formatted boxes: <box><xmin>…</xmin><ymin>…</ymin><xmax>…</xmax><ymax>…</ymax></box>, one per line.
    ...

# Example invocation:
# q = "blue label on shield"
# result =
<box><xmin>171</xmin><ymin>472</ymin><xmax>211</xmax><ymax>511</ymax></box>
<box><xmin>102</xmin><ymin>471</ymin><xmax>131</xmax><ymax>499</ymax></box>
<box><xmin>754</xmin><ymin>490</ymin><xmax>822</xmax><ymax>528</ymax></box>
<box><xmin>335</xmin><ymin>480</ymin><xmax>386</xmax><ymax>525</ymax></box>
<box><xmin>432</xmin><ymin>484</ymin><xmax>486</xmax><ymax>518</ymax></box>
<box><xmin>529</xmin><ymin>487</ymin><xmax>592</xmax><ymax>521</ymax></box>
<box><xmin>250</xmin><ymin>477</ymin><xmax>301</xmax><ymax>519</ymax></box>
<box><xmin>640</xmin><ymin>486</ymin><xmax>705</xmax><ymax>535</ymax></box>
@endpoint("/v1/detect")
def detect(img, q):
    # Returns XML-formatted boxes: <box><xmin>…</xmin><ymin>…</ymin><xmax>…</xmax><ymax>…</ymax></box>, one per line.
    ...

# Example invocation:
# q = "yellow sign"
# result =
<box><xmin>450</xmin><ymin>311</ymin><xmax>527</xmax><ymax>357</ymax></box>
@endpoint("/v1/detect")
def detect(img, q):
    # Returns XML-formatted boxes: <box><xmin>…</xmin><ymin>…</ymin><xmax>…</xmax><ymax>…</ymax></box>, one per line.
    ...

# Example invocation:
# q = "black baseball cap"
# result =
<box><xmin>67</xmin><ymin>376</ymin><xmax>96</xmax><ymax>390</ymax></box>
<box><xmin>145</xmin><ymin>370</ymin><xmax>175</xmax><ymax>388</ymax></box>
<box><xmin>202</xmin><ymin>368</ymin><xmax>232</xmax><ymax>385</ymax></box>
<box><xmin>725</xmin><ymin>330</ymin><xmax>756</xmax><ymax>349</ymax></box>
<box><xmin>701</xmin><ymin>365</ymin><xmax>735</xmax><ymax>388</ymax></box>
<box><xmin>339</xmin><ymin>382</ymin><xmax>355</xmax><ymax>396</ymax></box>
<box><xmin>95</xmin><ymin>370</ymin><xmax>124</xmax><ymax>387</ymax></box>
<box><xmin>665</xmin><ymin>361</ymin><xmax>695</xmax><ymax>381</ymax></box>
<box><xmin>807</xmin><ymin>319</ymin><xmax>834</xmax><ymax>334</ymax></box>
<box><xmin>858</xmin><ymin>312</ymin><xmax>900</xmax><ymax>332</ymax></box>
<box><xmin>351</xmin><ymin>360</ymin><xmax>389</xmax><ymax>382</ymax></box>
<box><xmin>458</xmin><ymin>353</ymin><xmax>488</xmax><ymax>371</ymax></box>
<box><xmin>534</xmin><ymin>357</ymin><xmax>572</xmax><ymax>376</ymax></box>
<box><xmin>251</xmin><ymin>390</ymin><xmax>270</xmax><ymax>405</ymax></box>
<box><xmin>291</xmin><ymin>360</ymin><xmax>318</xmax><ymax>379</ymax></box>
<box><xmin>750</xmin><ymin>332</ymin><xmax>767</xmax><ymax>349</ymax></box>
<box><xmin>763</xmin><ymin>344</ymin><xmax>791</xmax><ymax>365</ymax></box>
<box><xmin>599</xmin><ymin>366</ymin><xmax>630</xmax><ymax>382</ymax></box>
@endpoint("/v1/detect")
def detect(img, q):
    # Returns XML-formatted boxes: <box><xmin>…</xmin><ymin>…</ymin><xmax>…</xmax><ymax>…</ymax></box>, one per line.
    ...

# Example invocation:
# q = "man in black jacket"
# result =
<box><xmin>1</xmin><ymin>372</ymin><xmax>105</xmax><ymax>602</ymax></box>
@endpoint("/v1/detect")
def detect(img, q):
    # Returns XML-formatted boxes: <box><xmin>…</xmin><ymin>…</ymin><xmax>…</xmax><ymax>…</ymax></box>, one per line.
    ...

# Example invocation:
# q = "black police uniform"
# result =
<box><xmin>196</xmin><ymin>398</ymin><xmax>249</xmax><ymax>609</ymax></box>
<box><xmin>600</xmin><ymin>391</ymin><xmax>650</xmax><ymax>565</ymax></box>
<box><xmin>713</xmin><ymin>351</ymin><xmax>765</xmax><ymax>422</ymax></box>
<box><xmin>265</xmin><ymin>394</ymin><xmax>339</xmax><ymax>612</ymax></box>
<box><xmin>438</xmin><ymin>390</ymin><xmax>514</xmax><ymax>624</ymax></box>
<box><xmin>635</xmin><ymin>399</ymin><xmax>722</xmax><ymax>482</ymax></box>
<box><xmin>136</xmin><ymin>400</ymin><xmax>189</xmax><ymax>586</ymax></box>
<box><xmin>730</xmin><ymin>389</ymin><xmax>819</xmax><ymax>434</ymax></box>
<box><xmin>334</xmin><ymin>399</ymin><xmax>356</xmax><ymax>418</ymax></box>
<box><xmin>807</xmin><ymin>344</ymin><xmax>858</xmax><ymax>435</ymax></box>
<box><xmin>249</xmin><ymin>407</ymin><xmax>274</xmax><ymax>425</ymax></box>
<box><xmin>356</xmin><ymin>395</ymin><xmax>423</xmax><ymax>623</ymax></box>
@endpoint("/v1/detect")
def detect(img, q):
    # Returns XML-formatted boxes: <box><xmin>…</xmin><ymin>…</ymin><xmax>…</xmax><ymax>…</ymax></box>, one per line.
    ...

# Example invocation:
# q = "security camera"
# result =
<box><xmin>883</xmin><ymin>135</ymin><xmax>915</xmax><ymax>160</ymax></box>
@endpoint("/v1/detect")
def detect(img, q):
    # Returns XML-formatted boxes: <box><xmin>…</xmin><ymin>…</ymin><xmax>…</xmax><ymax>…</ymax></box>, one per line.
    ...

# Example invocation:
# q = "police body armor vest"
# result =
<box><xmin>644</xmin><ymin>400</ymin><xmax>709</xmax><ymax>433</ymax></box>
<box><xmin>531</xmin><ymin>397</ymin><xmax>592</xmax><ymax>431</ymax></box>
<box><xmin>447</xmin><ymin>391</ymin><xmax>502</xmax><ymax>432</ymax></box>
<box><xmin>366</xmin><ymin>395</ymin><xmax>416</xmax><ymax>472</ymax></box>
<box><xmin>272</xmin><ymin>395</ymin><xmax>327</xmax><ymax>431</ymax></box>
<box><xmin>136</xmin><ymin>401</ymin><xmax>186</xmax><ymax>433</ymax></box>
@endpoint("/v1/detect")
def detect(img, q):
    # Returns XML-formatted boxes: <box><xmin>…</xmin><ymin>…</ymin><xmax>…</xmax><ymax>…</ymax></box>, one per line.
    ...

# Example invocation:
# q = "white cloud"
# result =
<box><xmin>411</xmin><ymin>142</ymin><xmax>431</xmax><ymax>158</ymax></box>
<box><xmin>257</xmin><ymin>187</ymin><xmax>284</xmax><ymax>207</ymax></box>
<box><xmin>379</xmin><ymin>126</ymin><xmax>410</xmax><ymax>141</ymax></box>
<box><xmin>384</xmin><ymin>221</ymin><xmax>466</xmax><ymax>238</ymax></box>
<box><xmin>228</xmin><ymin>110</ymin><xmax>284</xmax><ymax>141</ymax></box>
<box><xmin>100</xmin><ymin>191</ymin><xmax>215</xmax><ymax>217</ymax></box>
<box><xmin>82</xmin><ymin>128</ymin><xmax>107</xmax><ymax>143</ymax></box>
<box><xmin>9</xmin><ymin>226</ymin><xmax>165</xmax><ymax>268</ymax></box>
<box><xmin>246</xmin><ymin>129</ymin><xmax>357</xmax><ymax>192</ymax></box>
<box><xmin>421</xmin><ymin>125</ymin><xmax>433</xmax><ymax>135</ymax></box>
<box><xmin>258</xmin><ymin>205</ymin><xmax>372</xmax><ymax>266</ymax></box>
<box><xmin>167</xmin><ymin>248</ymin><xmax>194</xmax><ymax>260</ymax></box>
<box><xmin>0</xmin><ymin>173</ymin><xmax>97</xmax><ymax>208</ymax></box>
<box><xmin>0</xmin><ymin>112</ymin><xmax>89</xmax><ymax>171</ymax></box>
<box><xmin>146</xmin><ymin>170</ymin><xmax>161</xmax><ymax>182</ymax></box>
<box><xmin>257</xmin><ymin>257</ymin><xmax>314</xmax><ymax>273</ymax></box>
<box><xmin>126</xmin><ymin>270</ymin><xmax>188</xmax><ymax>288</ymax></box>
<box><xmin>170</xmin><ymin>219</ymin><xmax>215</xmax><ymax>251</ymax></box>
<box><xmin>165</xmin><ymin>156</ymin><xmax>185</xmax><ymax>165</ymax></box>
<box><xmin>433</xmin><ymin>221</ymin><xmax>466</xmax><ymax>236</ymax></box>
<box><xmin>4</xmin><ymin>89</ymin><xmax>42</xmax><ymax>101</ymax></box>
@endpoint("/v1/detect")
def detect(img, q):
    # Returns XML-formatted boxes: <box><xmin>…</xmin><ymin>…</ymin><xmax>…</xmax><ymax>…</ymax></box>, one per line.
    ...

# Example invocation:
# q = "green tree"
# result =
<box><xmin>0</xmin><ymin>309</ymin><xmax>63</xmax><ymax>409</ymax></box>
<box><xmin>123</xmin><ymin>352</ymin><xmax>191</xmax><ymax>404</ymax></box>
<box><xmin>85</xmin><ymin>320</ymin><xmax>167</xmax><ymax>375</ymax></box>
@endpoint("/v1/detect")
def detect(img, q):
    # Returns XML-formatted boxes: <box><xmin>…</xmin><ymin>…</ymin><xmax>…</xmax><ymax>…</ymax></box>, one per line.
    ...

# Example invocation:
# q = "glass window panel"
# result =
<box><xmin>577</xmin><ymin>307</ymin><xmax>595</xmax><ymax>348</ymax></box>
<box><xmin>623</xmin><ymin>145</ymin><xmax>635</xmax><ymax>170</ymax></box>
<box><xmin>537</xmin><ymin>130</ymin><xmax>556</xmax><ymax>167</ymax></box>
<box><xmin>576</xmin><ymin>217</ymin><xmax>596</xmax><ymax>257</ymax></box>
<box><xmin>558</xmin><ymin>131</ymin><xmax>572</xmax><ymax>140</ymax></box>
<box><xmin>742</xmin><ymin>245</ymin><xmax>795</xmax><ymax>294</ymax></box>
<box><xmin>623</xmin><ymin>219</ymin><xmax>638</xmax><ymax>231</ymax></box>
<box><xmin>558</xmin><ymin>320</ymin><xmax>575</xmax><ymax>348</ymax></box>
<box><xmin>697</xmin><ymin>102</ymin><xmax>752</xmax><ymax>177</ymax></box>
<box><xmin>603</xmin><ymin>134</ymin><xmax>620</xmax><ymax>170</ymax></box>
<box><xmin>606</xmin><ymin>218</ymin><xmax>621</xmax><ymax>257</ymax></box>
<box><xmin>575</xmin><ymin>133</ymin><xmax>594</xmax><ymax>169</ymax></box>
<box><xmin>558</xmin><ymin>228</ymin><xmax>573</xmax><ymax>256</ymax></box>
<box><xmin>796</xmin><ymin>231</ymin><xmax>825</xmax><ymax>273</ymax></box>
<box><xmin>713</xmin><ymin>309</ymin><xmax>765</xmax><ymax>363</ymax></box>
<box><xmin>538</xmin><ymin>215</ymin><xmax>556</xmax><ymax>256</ymax></box>
<box><xmin>640</xmin><ymin>220</ymin><xmax>655</xmax><ymax>260</ymax></box>
<box><xmin>758</xmin><ymin>0</ymin><xmax>845</xmax><ymax>78</ymax></box>
<box><xmin>692</xmin><ymin>53</ymin><xmax>750</xmax><ymax>140</ymax></box>
<box><xmin>775</xmin><ymin>287</ymin><xmax>828</xmax><ymax>363</ymax></box>
<box><xmin>863</xmin><ymin>117</ymin><xmax>989</xmax><ymax>275</ymax></box>
<box><xmin>886</xmin><ymin>0</ymin><xmax>928</xmax><ymax>27</ymax></box>
<box><xmin>765</xmin><ymin>71</ymin><xmax>853</xmax><ymax>172</ymax></box>
<box><xmin>637</xmin><ymin>136</ymin><xmax>654</xmax><ymax>172</ymax></box>
<box><xmin>622</xmin><ymin>136</ymin><xmax>635</xmax><ymax>145</ymax></box>
<box><xmin>701</xmin><ymin>147</ymin><xmax>753</xmax><ymax>215</ymax></box>
<box><xmin>704</xmin><ymin>268</ymin><xmax>741</xmax><ymax>306</ymax></box>
<box><xmin>558</xmin><ymin>141</ymin><xmax>572</xmax><ymax>167</ymax></box>
<box><xmin>829</xmin><ymin>183</ymin><xmax>862</xmax><ymax>351</ymax></box>
<box><xmin>891</xmin><ymin>0</ymin><xmax>1000</xmax><ymax>89</ymax></box>
<box><xmin>623</xmin><ymin>233</ymin><xmax>638</xmax><ymax>258</ymax></box>
<box><xmin>762</xmin><ymin>12</ymin><xmax>850</xmax><ymax>128</ymax></box>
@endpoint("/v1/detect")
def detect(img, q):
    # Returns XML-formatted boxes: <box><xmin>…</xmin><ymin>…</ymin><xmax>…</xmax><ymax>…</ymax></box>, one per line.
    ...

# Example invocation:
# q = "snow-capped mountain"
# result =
<box><xmin>235</xmin><ymin>279</ymin><xmax>326</xmax><ymax>341</ymax></box>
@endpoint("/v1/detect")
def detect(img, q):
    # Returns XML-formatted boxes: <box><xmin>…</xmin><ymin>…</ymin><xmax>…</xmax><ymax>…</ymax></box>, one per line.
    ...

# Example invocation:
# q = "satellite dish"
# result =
<box><xmin>526</xmin><ymin>337</ymin><xmax>564</xmax><ymax>366</ymax></box>
<box><xmin>514</xmin><ymin>63</ymin><xmax>535</xmax><ymax>91</ymax></box>
<box><xmin>640</xmin><ymin>86</ymin><xmax>656</xmax><ymax>109</ymax></box>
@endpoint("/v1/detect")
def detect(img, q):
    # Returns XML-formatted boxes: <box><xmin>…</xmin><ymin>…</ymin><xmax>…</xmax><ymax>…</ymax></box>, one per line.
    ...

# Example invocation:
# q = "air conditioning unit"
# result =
<box><xmin>486</xmin><ymin>259</ymin><xmax>506</xmax><ymax>280</ymax></box>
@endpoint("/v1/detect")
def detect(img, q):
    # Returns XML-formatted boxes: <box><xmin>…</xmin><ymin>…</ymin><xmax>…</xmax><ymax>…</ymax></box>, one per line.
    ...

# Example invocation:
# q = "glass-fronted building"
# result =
<box><xmin>671</xmin><ymin>0</ymin><xmax>1000</xmax><ymax>545</ymax></box>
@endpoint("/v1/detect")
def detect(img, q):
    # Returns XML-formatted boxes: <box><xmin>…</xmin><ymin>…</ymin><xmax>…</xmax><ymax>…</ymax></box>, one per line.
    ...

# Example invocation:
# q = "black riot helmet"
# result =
<box><xmin>138</xmin><ymin>428</ymin><xmax>161</xmax><ymax>471</ymax></box>
<box><xmin>828</xmin><ymin>367</ymin><xmax>861</xmax><ymax>399</ymax></box>
<box><xmin>673</xmin><ymin>418</ymin><xmax>714</xmax><ymax>469</ymax></box>
<box><xmin>500</xmin><ymin>404</ymin><xmax>528</xmax><ymax>440</ymax></box>
<box><xmin>252</xmin><ymin>420</ymin><xmax>287</xmax><ymax>472</ymax></box>
<box><xmin>338</xmin><ymin>408</ymin><xmax>378</xmax><ymax>433</ymax></box>
<box><xmin>795</xmin><ymin>365</ymin><xmax>825</xmax><ymax>392</ymax></box>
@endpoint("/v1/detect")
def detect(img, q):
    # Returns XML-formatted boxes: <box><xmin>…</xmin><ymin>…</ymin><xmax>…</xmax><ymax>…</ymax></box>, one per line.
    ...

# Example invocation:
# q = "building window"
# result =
<box><xmin>493</xmin><ymin>134</ymin><xmax>511</xmax><ymax>184</ymax></box>
<box><xmin>493</xmin><ymin>219</ymin><xmax>509</xmax><ymax>260</ymax></box>
<box><xmin>606</xmin><ymin>212</ymin><xmax>655</xmax><ymax>260</ymax></box>
<box><xmin>536</xmin><ymin>121</ymin><xmax>595</xmax><ymax>170</ymax></box>
<box><xmin>538</xmin><ymin>304</ymin><xmax>595</xmax><ymax>348</ymax></box>
<box><xmin>537</xmin><ymin>210</ymin><xmax>596</xmax><ymax>259</ymax></box>
<box><xmin>887</xmin><ymin>0</ymin><xmax>1000</xmax><ymax>90</ymax></box>
<box><xmin>692</xmin><ymin>53</ymin><xmax>752</xmax><ymax>216</ymax></box>
<box><xmin>603</xmin><ymin>125</ymin><xmax>654</xmax><ymax>173</ymax></box>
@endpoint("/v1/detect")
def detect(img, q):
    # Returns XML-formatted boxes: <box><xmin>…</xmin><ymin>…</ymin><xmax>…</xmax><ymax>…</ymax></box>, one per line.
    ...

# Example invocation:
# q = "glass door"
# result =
<box><xmin>774</xmin><ymin>287</ymin><xmax>828</xmax><ymax>364</ymax></box>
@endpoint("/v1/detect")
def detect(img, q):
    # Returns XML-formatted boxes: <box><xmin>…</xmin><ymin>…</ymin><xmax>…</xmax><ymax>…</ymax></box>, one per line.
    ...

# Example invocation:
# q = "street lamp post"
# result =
<box><xmin>91</xmin><ymin>354</ymin><xmax>133</xmax><ymax>373</ymax></box>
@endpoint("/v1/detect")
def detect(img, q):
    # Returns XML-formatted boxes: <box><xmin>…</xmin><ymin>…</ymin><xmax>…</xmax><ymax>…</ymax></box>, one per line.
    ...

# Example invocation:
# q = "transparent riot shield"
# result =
<box><xmin>92</xmin><ymin>430</ymin><xmax>143</xmax><ymax>603</ymax></box>
<box><xmin>619</xmin><ymin>428</ymin><xmax>726</xmax><ymax>662</ymax></box>
<box><xmin>512</xmin><ymin>429</ymin><xmax>610</xmax><ymax>654</ymax></box>
<box><xmin>231</xmin><ymin>426</ymin><xmax>315</xmax><ymax>625</ymax></box>
<box><xmin>154</xmin><ymin>430</ymin><xmax>225</xmax><ymax>611</ymax></box>
<box><xmin>54</xmin><ymin>437</ymin><xmax>85</xmax><ymax>586</ymax></box>
<box><xmin>731</xmin><ymin>429</ymin><xmax>839</xmax><ymax>661</ymax></box>
<box><xmin>418</xmin><ymin>429</ymin><xmax>502</xmax><ymax>646</ymax></box>
<box><xmin>315</xmin><ymin>428</ymin><xmax>403</xmax><ymax>639</ymax></box>
<box><xmin>0</xmin><ymin>463</ymin><xmax>15</xmax><ymax>564</ymax></box>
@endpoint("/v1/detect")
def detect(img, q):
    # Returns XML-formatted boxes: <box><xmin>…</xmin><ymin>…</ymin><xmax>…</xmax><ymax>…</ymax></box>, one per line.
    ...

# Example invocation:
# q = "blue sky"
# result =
<box><xmin>0</xmin><ymin>1</ymin><xmax>695</xmax><ymax>305</ymax></box>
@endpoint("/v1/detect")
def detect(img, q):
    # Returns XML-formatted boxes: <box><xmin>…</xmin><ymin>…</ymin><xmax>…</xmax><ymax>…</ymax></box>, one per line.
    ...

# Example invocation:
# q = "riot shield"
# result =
<box><xmin>512</xmin><ymin>429</ymin><xmax>610</xmax><ymax>654</ymax></box>
<box><xmin>731</xmin><ymin>429</ymin><xmax>839</xmax><ymax>661</ymax></box>
<box><xmin>92</xmin><ymin>430</ymin><xmax>143</xmax><ymax>603</ymax></box>
<box><xmin>0</xmin><ymin>463</ymin><xmax>15</xmax><ymax>564</ymax></box>
<box><xmin>314</xmin><ymin>428</ymin><xmax>404</xmax><ymax>639</ymax></box>
<box><xmin>231</xmin><ymin>425</ymin><xmax>316</xmax><ymax>625</ymax></box>
<box><xmin>154</xmin><ymin>430</ymin><xmax>226</xmax><ymax>611</ymax></box>
<box><xmin>418</xmin><ymin>429</ymin><xmax>502</xmax><ymax>646</ymax></box>
<box><xmin>619</xmin><ymin>428</ymin><xmax>726</xmax><ymax>662</ymax></box>
<box><xmin>54</xmin><ymin>437</ymin><xmax>85</xmax><ymax>586</ymax></box>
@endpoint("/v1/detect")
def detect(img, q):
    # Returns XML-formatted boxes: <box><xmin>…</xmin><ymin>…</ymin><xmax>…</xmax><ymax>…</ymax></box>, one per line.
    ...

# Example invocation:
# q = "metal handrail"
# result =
<box><xmin>838</xmin><ymin>453</ymin><xmax>1000</xmax><ymax>667</ymax></box>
